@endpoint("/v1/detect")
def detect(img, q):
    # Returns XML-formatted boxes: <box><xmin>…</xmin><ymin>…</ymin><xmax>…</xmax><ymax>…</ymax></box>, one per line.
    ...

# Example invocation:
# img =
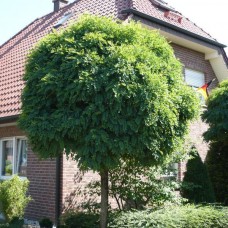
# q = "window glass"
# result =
<box><xmin>0</xmin><ymin>138</ymin><xmax>27</xmax><ymax>178</ymax></box>
<box><xmin>1</xmin><ymin>140</ymin><xmax>13</xmax><ymax>176</ymax></box>
<box><xmin>185</xmin><ymin>68</ymin><xmax>206</xmax><ymax>104</ymax></box>
<box><xmin>54</xmin><ymin>12</ymin><xmax>72</xmax><ymax>28</ymax></box>
<box><xmin>185</xmin><ymin>68</ymin><xmax>205</xmax><ymax>88</ymax></box>
<box><xmin>16</xmin><ymin>139</ymin><xmax>27</xmax><ymax>177</ymax></box>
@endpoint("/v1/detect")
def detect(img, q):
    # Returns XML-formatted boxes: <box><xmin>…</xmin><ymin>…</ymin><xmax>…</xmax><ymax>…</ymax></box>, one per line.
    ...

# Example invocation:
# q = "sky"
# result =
<box><xmin>0</xmin><ymin>0</ymin><xmax>227</xmax><ymax>54</ymax></box>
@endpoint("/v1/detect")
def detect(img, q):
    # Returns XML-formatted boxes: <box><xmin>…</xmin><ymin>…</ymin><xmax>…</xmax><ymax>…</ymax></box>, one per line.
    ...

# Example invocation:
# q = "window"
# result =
<box><xmin>54</xmin><ymin>12</ymin><xmax>73</xmax><ymax>28</ymax></box>
<box><xmin>0</xmin><ymin>137</ymin><xmax>27</xmax><ymax>179</ymax></box>
<box><xmin>185</xmin><ymin>68</ymin><xmax>205</xmax><ymax>88</ymax></box>
<box><xmin>161</xmin><ymin>163</ymin><xmax>178</xmax><ymax>180</ymax></box>
<box><xmin>185</xmin><ymin>68</ymin><xmax>206</xmax><ymax>104</ymax></box>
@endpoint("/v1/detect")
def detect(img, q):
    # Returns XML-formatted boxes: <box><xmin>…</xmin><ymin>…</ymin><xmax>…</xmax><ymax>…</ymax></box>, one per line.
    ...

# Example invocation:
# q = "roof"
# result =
<box><xmin>0</xmin><ymin>0</ymin><xmax>227</xmax><ymax>119</ymax></box>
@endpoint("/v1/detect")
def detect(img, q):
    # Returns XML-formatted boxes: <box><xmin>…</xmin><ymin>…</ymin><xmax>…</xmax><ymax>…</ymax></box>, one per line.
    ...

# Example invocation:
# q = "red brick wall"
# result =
<box><xmin>0</xmin><ymin>124</ymin><xmax>24</xmax><ymax>137</ymax></box>
<box><xmin>25</xmin><ymin>151</ymin><xmax>57</xmax><ymax>222</ymax></box>
<box><xmin>60</xmin><ymin>154</ymin><xmax>100</xmax><ymax>213</ymax></box>
<box><xmin>171</xmin><ymin>43</ymin><xmax>218</xmax><ymax>90</ymax></box>
<box><xmin>0</xmin><ymin>124</ymin><xmax>57</xmax><ymax>223</ymax></box>
<box><xmin>178</xmin><ymin>119</ymin><xmax>209</xmax><ymax>180</ymax></box>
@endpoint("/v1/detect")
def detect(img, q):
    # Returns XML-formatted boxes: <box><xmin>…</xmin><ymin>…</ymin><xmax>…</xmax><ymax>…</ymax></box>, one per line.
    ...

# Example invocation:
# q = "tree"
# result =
<box><xmin>202</xmin><ymin>80</ymin><xmax>228</xmax><ymax>143</ymax></box>
<box><xmin>202</xmin><ymin>80</ymin><xmax>228</xmax><ymax>203</ymax></box>
<box><xmin>181</xmin><ymin>146</ymin><xmax>215</xmax><ymax>203</ymax></box>
<box><xmin>205</xmin><ymin>142</ymin><xmax>228</xmax><ymax>203</ymax></box>
<box><xmin>18</xmin><ymin>15</ymin><xmax>199</xmax><ymax>227</ymax></box>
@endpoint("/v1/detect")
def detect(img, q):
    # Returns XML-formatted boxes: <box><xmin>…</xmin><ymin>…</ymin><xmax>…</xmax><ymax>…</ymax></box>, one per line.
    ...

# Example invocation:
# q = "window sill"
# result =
<box><xmin>0</xmin><ymin>175</ymin><xmax>27</xmax><ymax>181</ymax></box>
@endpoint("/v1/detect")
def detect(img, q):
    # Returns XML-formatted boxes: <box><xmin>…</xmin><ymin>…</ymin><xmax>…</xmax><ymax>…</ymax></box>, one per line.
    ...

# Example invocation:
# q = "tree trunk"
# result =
<box><xmin>100</xmin><ymin>169</ymin><xmax>109</xmax><ymax>228</ymax></box>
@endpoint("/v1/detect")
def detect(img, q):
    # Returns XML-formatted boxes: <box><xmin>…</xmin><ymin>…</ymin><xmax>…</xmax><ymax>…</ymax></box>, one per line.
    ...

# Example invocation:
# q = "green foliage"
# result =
<box><xmin>88</xmin><ymin>158</ymin><xmax>182</xmax><ymax>210</ymax></box>
<box><xmin>205</xmin><ymin>142</ymin><xmax>228</xmax><ymax>203</ymax></box>
<box><xmin>181</xmin><ymin>147</ymin><xmax>215</xmax><ymax>203</ymax></box>
<box><xmin>202</xmin><ymin>80</ymin><xmax>228</xmax><ymax>143</ymax></box>
<box><xmin>60</xmin><ymin>211</ymin><xmax>99</xmax><ymax>228</ymax></box>
<box><xmin>4</xmin><ymin>161</ymin><xmax>12</xmax><ymax>176</ymax></box>
<box><xmin>18</xmin><ymin>15</ymin><xmax>199</xmax><ymax>171</ymax></box>
<box><xmin>108</xmin><ymin>205</ymin><xmax>228</xmax><ymax>228</ymax></box>
<box><xmin>0</xmin><ymin>217</ymin><xmax>24</xmax><ymax>228</ymax></box>
<box><xmin>39</xmin><ymin>218</ymin><xmax>53</xmax><ymax>228</ymax></box>
<box><xmin>0</xmin><ymin>176</ymin><xmax>31</xmax><ymax>222</ymax></box>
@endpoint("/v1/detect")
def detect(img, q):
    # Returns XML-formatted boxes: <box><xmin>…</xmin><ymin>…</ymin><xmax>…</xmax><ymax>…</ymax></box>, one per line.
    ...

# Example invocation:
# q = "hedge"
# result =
<box><xmin>108</xmin><ymin>205</ymin><xmax>228</xmax><ymax>228</ymax></box>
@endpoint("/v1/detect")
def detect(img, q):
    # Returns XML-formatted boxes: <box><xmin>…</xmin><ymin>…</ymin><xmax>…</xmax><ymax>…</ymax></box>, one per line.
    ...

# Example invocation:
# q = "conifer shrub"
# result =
<box><xmin>181</xmin><ymin>146</ymin><xmax>215</xmax><ymax>203</ymax></box>
<box><xmin>205</xmin><ymin>142</ymin><xmax>228</xmax><ymax>203</ymax></box>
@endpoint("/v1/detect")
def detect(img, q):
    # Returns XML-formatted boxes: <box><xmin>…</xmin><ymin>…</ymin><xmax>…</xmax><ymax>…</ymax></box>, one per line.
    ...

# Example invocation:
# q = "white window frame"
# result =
<box><xmin>0</xmin><ymin>136</ymin><xmax>27</xmax><ymax>180</ymax></box>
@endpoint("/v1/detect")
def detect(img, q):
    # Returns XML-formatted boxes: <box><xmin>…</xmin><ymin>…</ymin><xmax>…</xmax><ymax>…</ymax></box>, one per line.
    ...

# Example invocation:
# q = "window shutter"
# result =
<box><xmin>185</xmin><ymin>68</ymin><xmax>205</xmax><ymax>88</ymax></box>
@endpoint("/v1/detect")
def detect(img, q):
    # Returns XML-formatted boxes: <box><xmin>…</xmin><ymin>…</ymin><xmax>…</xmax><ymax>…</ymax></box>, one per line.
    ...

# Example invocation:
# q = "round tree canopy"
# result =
<box><xmin>19</xmin><ymin>15</ymin><xmax>199</xmax><ymax>171</ymax></box>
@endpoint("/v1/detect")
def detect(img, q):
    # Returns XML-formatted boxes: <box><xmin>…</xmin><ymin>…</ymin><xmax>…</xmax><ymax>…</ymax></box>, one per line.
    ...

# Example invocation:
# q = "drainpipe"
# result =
<box><xmin>55</xmin><ymin>156</ymin><xmax>61</xmax><ymax>227</ymax></box>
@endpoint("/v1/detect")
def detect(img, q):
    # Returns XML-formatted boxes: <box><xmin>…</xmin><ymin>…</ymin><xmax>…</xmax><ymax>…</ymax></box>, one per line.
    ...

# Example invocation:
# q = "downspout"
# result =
<box><xmin>55</xmin><ymin>156</ymin><xmax>61</xmax><ymax>227</ymax></box>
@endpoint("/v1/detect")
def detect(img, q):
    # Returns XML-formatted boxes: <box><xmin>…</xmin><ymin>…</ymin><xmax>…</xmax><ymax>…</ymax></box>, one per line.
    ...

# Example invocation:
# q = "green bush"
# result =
<box><xmin>88</xmin><ymin>158</ymin><xmax>182</xmax><ymax>211</ymax></box>
<box><xmin>60</xmin><ymin>211</ymin><xmax>99</xmax><ymax>228</ymax></box>
<box><xmin>181</xmin><ymin>146</ymin><xmax>215</xmax><ymax>203</ymax></box>
<box><xmin>0</xmin><ymin>217</ymin><xmax>24</xmax><ymax>228</ymax></box>
<box><xmin>205</xmin><ymin>142</ymin><xmax>228</xmax><ymax>203</ymax></box>
<box><xmin>0</xmin><ymin>175</ymin><xmax>31</xmax><ymax>222</ymax></box>
<box><xmin>39</xmin><ymin>218</ymin><xmax>53</xmax><ymax>228</ymax></box>
<box><xmin>108</xmin><ymin>205</ymin><xmax>228</xmax><ymax>228</ymax></box>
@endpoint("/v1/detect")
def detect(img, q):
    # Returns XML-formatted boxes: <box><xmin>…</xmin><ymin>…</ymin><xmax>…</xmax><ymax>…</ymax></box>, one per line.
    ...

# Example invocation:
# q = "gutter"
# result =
<box><xmin>0</xmin><ymin>115</ymin><xmax>19</xmax><ymax>123</ymax></box>
<box><xmin>121</xmin><ymin>9</ymin><xmax>227</xmax><ymax>49</ymax></box>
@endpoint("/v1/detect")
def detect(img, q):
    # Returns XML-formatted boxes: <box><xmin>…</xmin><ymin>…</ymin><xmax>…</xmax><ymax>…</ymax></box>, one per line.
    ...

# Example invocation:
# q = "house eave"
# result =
<box><xmin>122</xmin><ymin>8</ymin><xmax>228</xmax><ymax>82</ymax></box>
<box><xmin>122</xmin><ymin>8</ymin><xmax>227</xmax><ymax>49</ymax></box>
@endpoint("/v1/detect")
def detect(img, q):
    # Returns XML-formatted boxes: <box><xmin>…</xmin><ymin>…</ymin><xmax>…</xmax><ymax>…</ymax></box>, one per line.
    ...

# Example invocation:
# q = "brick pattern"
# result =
<box><xmin>60</xmin><ymin>154</ymin><xmax>100</xmax><ymax>213</ymax></box>
<box><xmin>0</xmin><ymin>124</ymin><xmax>24</xmax><ymax>137</ymax></box>
<box><xmin>25</xmin><ymin>151</ymin><xmax>57</xmax><ymax>222</ymax></box>
<box><xmin>178</xmin><ymin>119</ymin><xmax>209</xmax><ymax>180</ymax></box>
<box><xmin>60</xmin><ymin>155</ymin><xmax>119</xmax><ymax>212</ymax></box>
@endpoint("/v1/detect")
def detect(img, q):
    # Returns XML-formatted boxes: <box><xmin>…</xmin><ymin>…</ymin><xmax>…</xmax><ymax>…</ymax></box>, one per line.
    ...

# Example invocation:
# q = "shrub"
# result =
<box><xmin>0</xmin><ymin>175</ymin><xmax>31</xmax><ymax>222</ymax></box>
<box><xmin>0</xmin><ymin>217</ymin><xmax>24</xmax><ymax>228</ymax></box>
<box><xmin>181</xmin><ymin>146</ymin><xmax>215</xmax><ymax>203</ymax></box>
<box><xmin>107</xmin><ymin>159</ymin><xmax>181</xmax><ymax>210</ymax></box>
<box><xmin>39</xmin><ymin>218</ymin><xmax>53</xmax><ymax>228</ymax></box>
<box><xmin>60</xmin><ymin>211</ymin><xmax>99</xmax><ymax>228</ymax></box>
<box><xmin>108</xmin><ymin>205</ymin><xmax>228</xmax><ymax>228</ymax></box>
<box><xmin>205</xmin><ymin>142</ymin><xmax>228</xmax><ymax>203</ymax></box>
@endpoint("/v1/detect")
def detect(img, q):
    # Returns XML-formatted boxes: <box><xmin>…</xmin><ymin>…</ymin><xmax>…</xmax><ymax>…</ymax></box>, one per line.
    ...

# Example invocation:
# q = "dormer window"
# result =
<box><xmin>54</xmin><ymin>12</ymin><xmax>73</xmax><ymax>29</ymax></box>
<box><xmin>150</xmin><ymin>0</ymin><xmax>176</xmax><ymax>12</ymax></box>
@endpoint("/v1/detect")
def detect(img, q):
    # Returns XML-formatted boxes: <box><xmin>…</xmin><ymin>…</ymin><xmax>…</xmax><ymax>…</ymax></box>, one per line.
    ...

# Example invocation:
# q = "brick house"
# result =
<box><xmin>0</xmin><ymin>0</ymin><xmax>228</xmax><ymax>225</ymax></box>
